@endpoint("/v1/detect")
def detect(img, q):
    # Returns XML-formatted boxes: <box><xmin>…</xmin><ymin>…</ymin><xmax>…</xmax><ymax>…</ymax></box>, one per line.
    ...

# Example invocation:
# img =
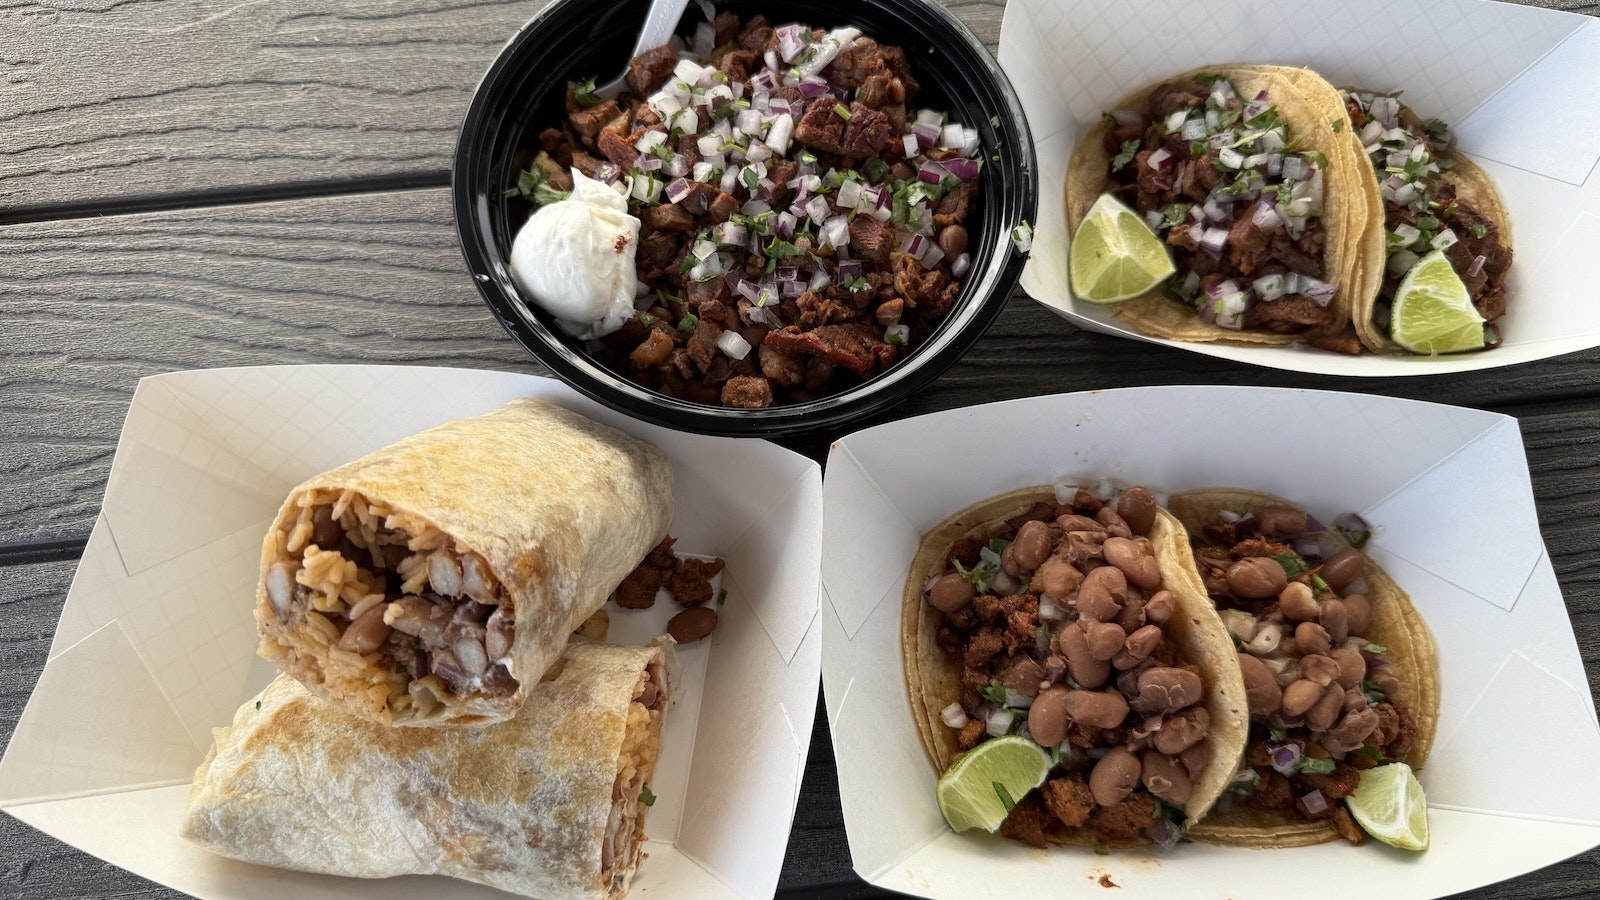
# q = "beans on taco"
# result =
<box><xmin>902</xmin><ymin>484</ymin><xmax>1249</xmax><ymax>850</ymax></box>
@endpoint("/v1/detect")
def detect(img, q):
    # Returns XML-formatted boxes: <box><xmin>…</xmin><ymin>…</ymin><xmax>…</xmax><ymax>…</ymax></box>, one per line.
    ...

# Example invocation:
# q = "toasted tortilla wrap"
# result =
<box><xmin>1168</xmin><ymin>489</ymin><xmax>1439</xmax><ymax>848</ymax></box>
<box><xmin>902</xmin><ymin>486</ymin><xmax>1250</xmax><ymax>845</ymax></box>
<box><xmin>1066</xmin><ymin>65</ymin><xmax>1370</xmax><ymax>346</ymax></box>
<box><xmin>1335</xmin><ymin>89</ymin><xmax>1514</xmax><ymax>355</ymax></box>
<box><xmin>255</xmin><ymin>398</ymin><xmax>674</xmax><ymax>727</ymax></box>
<box><xmin>183</xmin><ymin>638</ymin><xmax>675</xmax><ymax>899</ymax></box>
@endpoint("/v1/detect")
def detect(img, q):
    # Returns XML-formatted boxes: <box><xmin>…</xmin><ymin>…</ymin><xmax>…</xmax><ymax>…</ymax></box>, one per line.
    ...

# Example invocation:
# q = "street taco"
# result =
<box><xmin>902</xmin><ymin>484</ymin><xmax>1249</xmax><ymax>849</ymax></box>
<box><xmin>1337</xmin><ymin>89</ymin><xmax>1513</xmax><ymax>354</ymax></box>
<box><xmin>1066</xmin><ymin>66</ymin><xmax>1370</xmax><ymax>353</ymax></box>
<box><xmin>1167</xmin><ymin>489</ymin><xmax>1440</xmax><ymax>847</ymax></box>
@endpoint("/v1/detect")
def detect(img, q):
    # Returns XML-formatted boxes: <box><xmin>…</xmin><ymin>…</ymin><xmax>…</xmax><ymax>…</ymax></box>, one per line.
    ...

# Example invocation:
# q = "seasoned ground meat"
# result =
<box><xmin>510</xmin><ymin>14</ymin><xmax>984</xmax><ymax>408</ymax></box>
<box><xmin>1042</xmin><ymin>776</ymin><xmax>1095</xmax><ymax>829</ymax></box>
<box><xmin>998</xmin><ymin>796</ymin><xmax>1052</xmax><ymax>849</ymax></box>
<box><xmin>1089</xmin><ymin>793</ymin><xmax>1158</xmax><ymax>841</ymax></box>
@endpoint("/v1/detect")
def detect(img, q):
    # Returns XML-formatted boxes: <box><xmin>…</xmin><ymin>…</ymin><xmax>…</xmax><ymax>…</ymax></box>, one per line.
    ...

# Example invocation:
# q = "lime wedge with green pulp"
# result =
<box><xmin>1390</xmin><ymin>249</ymin><xmax>1485</xmax><ymax>354</ymax></box>
<box><xmin>1345</xmin><ymin>762</ymin><xmax>1429</xmax><ymax>851</ymax></box>
<box><xmin>1070</xmin><ymin>192</ymin><xmax>1177</xmax><ymax>303</ymax></box>
<box><xmin>935</xmin><ymin>734</ymin><xmax>1051</xmax><ymax>833</ymax></box>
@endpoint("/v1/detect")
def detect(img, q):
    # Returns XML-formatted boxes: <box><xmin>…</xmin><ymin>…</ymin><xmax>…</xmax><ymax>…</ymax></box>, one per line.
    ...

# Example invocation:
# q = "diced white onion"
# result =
<box><xmin>940</xmin><ymin>702</ymin><xmax>969</xmax><ymax>729</ymax></box>
<box><xmin>716</xmin><ymin>330</ymin><xmax>752</xmax><ymax>360</ymax></box>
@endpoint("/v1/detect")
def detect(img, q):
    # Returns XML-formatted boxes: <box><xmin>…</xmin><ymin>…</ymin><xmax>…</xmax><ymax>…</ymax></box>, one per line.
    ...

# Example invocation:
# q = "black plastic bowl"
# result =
<box><xmin>454</xmin><ymin>0</ymin><xmax>1037</xmax><ymax>437</ymax></box>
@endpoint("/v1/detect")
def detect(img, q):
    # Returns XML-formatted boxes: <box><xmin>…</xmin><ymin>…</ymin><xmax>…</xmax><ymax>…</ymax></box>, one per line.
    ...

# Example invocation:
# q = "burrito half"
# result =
<box><xmin>182</xmin><ymin>638</ymin><xmax>676</xmax><ymax>899</ymax></box>
<box><xmin>255</xmin><ymin>398</ymin><xmax>674</xmax><ymax>726</ymax></box>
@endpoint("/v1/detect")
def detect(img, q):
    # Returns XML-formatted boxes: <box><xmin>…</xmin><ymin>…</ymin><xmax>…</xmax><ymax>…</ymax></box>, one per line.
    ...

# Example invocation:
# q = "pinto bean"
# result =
<box><xmin>1059</xmin><ymin>624</ymin><xmax>1112</xmax><ymax>689</ymax></box>
<box><xmin>1028</xmin><ymin>685</ymin><xmax>1071</xmax><ymax>747</ymax></box>
<box><xmin>1225</xmin><ymin>556</ymin><xmax>1288</xmax><ymax>599</ymax></box>
<box><xmin>484</xmin><ymin>606</ymin><xmax>513</xmax><ymax>661</ymax></box>
<box><xmin>1144</xmin><ymin>589</ymin><xmax>1175</xmax><ymax>624</ymax></box>
<box><xmin>1113</xmin><ymin>487</ymin><xmax>1159</xmax><ymax>536</ymax></box>
<box><xmin>1322</xmin><ymin>707</ymin><xmax>1382</xmax><ymax>754</ymax></box>
<box><xmin>428</xmin><ymin>551</ymin><xmax>464</xmax><ymax>597</ymax></box>
<box><xmin>1320</xmin><ymin>548</ymin><xmax>1366</xmax><ymax>592</ymax></box>
<box><xmin>1153</xmin><ymin>706</ymin><xmax>1210</xmax><ymax>755</ymax></box>
<box><xmin>337</xmin><ymin>603</ymin><xmax>393</xmax><ymax>653</ymax></box>
<box><xmin>1320</xmin><ymin>598</ymin><xmax>1350</xmax><ymax>644</ymax></box>
<box><xmin>1295</xmin><ymin>621</ymin><xmax>1331</xmax><ymax>656</ymax></box>
<box><xmin>1253</xmin><ymin>505</ymin><xmax>1308</xmax><ymax>537</ymax></box>
<box><xmin>1281</xmin><ymin>679</ymin><xmax>1323</xmax><ymax>717</ymax></box>
<box><xmin>1076</xmin><ymin>566</ymin><xmax>1127</xmax><ymax>622</ymax></box>
<box><xmin>1329</xmin><ymin>647</ymin><xmax>1366</xmax><ymax>689</ymax></box>
<box><xmin>1011</xmin><ymin>520</ymin><xmax>1054</xmax><ymax>572</ymax></box>
<box><xmin>455</xmin><ymin>637</ymin><xmax>489</xmax><ymax>677</ymax></box>
<box><xmin>1132</xmin><ymin>667</ymin><xmax>1202</xmax><ymax>713</ymax></box>
<box><xmin>937</xmin><ymin>224</ymin><xmax>969</xmax><ymax>258</ymax></box>
<box><xmin>667</xmin><ymin>606</ymin><xmax>718</xmax><ymax>643</ymax></box>
<box><xmin>265</xmin><ymin>561</ymin><xmax>299</xmax><ymax>618</ymax></box>
<box><xmin>1062</xmin><ymin>689</ymin><xmax>1130</xmax><ymax>729</ymax></box>
<box><xmin>1243</xmin><ymin>620</ymin><xmax>1284</xmax><ymax>656</ymax></box>
<box><xmin>1141</xmin><ymin>751</ymin><xmax>1193</xmax><ymax>805</ymax></box>
<box><xmin>311</xmin><ymin>504</ymin><xmax>342</xmax><ymax>550</ymax></box>
<box><xmin>1342</xmin><ymin>593</ymin><xmax>1373</xmax><ymax>637</ymax></box>
<box><xmin>1342</xmin><ymin>688</ymin><xmax>1368</xmax><ymax>715</ymax></box>
<box><xmin>1238</xmin><ymin>652</ymin><xmax>1282</xmax><ymax>717</ymax></box>
<box><xmin>1114</xmin><ymin>591</ymin><xmax>1147</xmax><ymax>633</ymax></box>
<box><xmin>1104</xmin><ymin>537</ymin><xmax>1162</xmax><ymax>591</ymax></box>
<box><xmin>1083</xmin><ymin>621</ymin><xmax>1128</xmax><ymax>661</ymax></box>
<box><xmin>1179</xmin><ymin>740</ymin><xmax>1213</xmax><ymax>779</ymax></box>
<box><xmin>1002</xmin><ymin>658</ymin><xmax>1047</xmax><ymax>698</ymax></box>
<box><xmin>1089</xmin><ymin>746</ymin><xmax>1142</xmax><ymax>807</ymax></box>
<box><xmin>1038</xmin><ymin>561</ymin><xmax>1083</xmax><ymax>600</ymax></box>
<box><xmin>927</xmin><ymin>573</ymin><xmax>976</xmax><ymax>613</ymax></box>
<box><xmin>1056</xmin><ymin>514</ymin><xmax>1105</xmax><ymax>534</ymax></box>
<box><xmin>1305</xmin><ymin>682</ymin><xmax>1346</xmax><ymax>732</ymax></box>
<box><xmin>1000</xmin><ymin>542</ymin><xmax>1020</xmax><ymax>577</ymax></box>
<box><xmin>1096</xmin><ymin>506</ymin><xmax>1133</xmax><ymax>538</ymax></box>
<box><xmin>1299</xmin><ymin>653</ymin><xmax>1340</xmax><ymax>687</ymax></box>
<box><xmin>1112</xmin><ymin>624</ymin><xmax>1163</xmax><ymax>670</ymax></box>
<box><xmin>1278</xmin><ymin>581</ymin><xmax>1319</xmax><ymax>621</ymax></box>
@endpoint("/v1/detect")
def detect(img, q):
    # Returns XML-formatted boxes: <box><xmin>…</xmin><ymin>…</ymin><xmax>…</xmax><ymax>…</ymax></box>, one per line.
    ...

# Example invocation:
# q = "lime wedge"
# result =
<box><xmin>1070</xmin><ymin>193</ymin><xmax>1177</xmax><ymax>303</ymax></box>
<box><xmin>1345</xmin><ymin>762</ymin><xmax>1429</xmax><ymax>851</ymax></box>
<box><xmin>935</xmin><ymin>734</ymin><xmax>1051</xmax><ymax>833</ymax></box>
<box><xmin>1390</xmin><ymin>249</ymin><xmax>1485</xmax><ymax>354</ymax></box>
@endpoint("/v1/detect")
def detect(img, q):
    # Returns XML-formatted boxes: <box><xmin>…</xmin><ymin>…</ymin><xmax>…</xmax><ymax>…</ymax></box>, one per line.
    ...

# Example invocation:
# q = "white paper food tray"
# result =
<box><xmin>1001</xmin><ymin>0</ymin><xmax>1600</xmax><ymax>375</ymax></box>
<box><xmin>0</xmin><ymin>364</ymin><xmax>823</xmax><ymax>900</ymax></box>
<box><xmin>822</xmin><ymin>385</ymin><xmax>1600</xmax><ymax>898</ymax></box>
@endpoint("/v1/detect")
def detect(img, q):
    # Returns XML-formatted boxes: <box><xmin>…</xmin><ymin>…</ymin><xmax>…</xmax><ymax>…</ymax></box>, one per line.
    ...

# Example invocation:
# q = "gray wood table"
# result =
<box><xmin>3</xmin><ymin>0</ymin><xmax>1598</xmax><ymax>897</ymax></box>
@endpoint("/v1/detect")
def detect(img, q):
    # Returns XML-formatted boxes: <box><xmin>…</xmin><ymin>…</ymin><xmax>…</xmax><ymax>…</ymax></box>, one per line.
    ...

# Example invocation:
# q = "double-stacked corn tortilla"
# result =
<box><xmin>1169</xmin><ymin>489</ymin><xmax>1440</xmax><ymax>847</ymax></box>
<box><xmin>902</xmin><ymin>486</ymin><xmax>1251</xmax><ymax>846</ymax></box>
<box><xmin>184</xmin><ymin>637</ymin><xmax>677</xmax><ymax>899</ymax></box>
<box><xmin>255</xmin><ymin>397</ymin><xmax>674</xmax><ymax>727</ymax></box>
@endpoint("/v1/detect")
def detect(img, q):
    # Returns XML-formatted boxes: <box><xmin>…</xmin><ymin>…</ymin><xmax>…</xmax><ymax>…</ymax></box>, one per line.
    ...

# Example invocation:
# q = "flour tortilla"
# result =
<box><xmin>901</xmin><ymin>486</ymin><xmax>1250</xmax><ymax>844</ymax></box>
<box><xmin>255</xmin><ymin>398</ymin><xmax>674</xmax><ymax>727</ymax></box>
<box><xmin>1168</xmin><ymin>489</ymin><xmax>1440</xmax><ymax>848</ymax></box>
<box><xmin>1066</xmin><ymin>65</ymin><xmax>1370</xmax><ymax>345</ymax></box>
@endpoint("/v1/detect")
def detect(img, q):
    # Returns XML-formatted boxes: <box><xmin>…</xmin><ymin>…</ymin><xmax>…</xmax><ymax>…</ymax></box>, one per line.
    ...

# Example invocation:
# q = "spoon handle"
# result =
<box><xmin>631</xmin><ymin>0</ymin><xmax>692</xmax><ymax>57</ymax></box>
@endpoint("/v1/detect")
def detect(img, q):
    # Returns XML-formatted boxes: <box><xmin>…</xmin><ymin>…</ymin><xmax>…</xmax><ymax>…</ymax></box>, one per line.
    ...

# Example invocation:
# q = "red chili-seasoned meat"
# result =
<box><xmin>667</xmin><ymin>556</ymin><xmax>726</xmax><ymax>606</ymax></box>
<box><xmin>1041</xmin><ymin>776</ymin><xmax>1095</xmax><ymax>829</ymax></box>
<box><xmin>997</xmin><ymin>795</ymin><xmax>1052</xmax><ymax>849</ymax></box>
<box><xmin>569</xmin><ymin>99</ymin><xmax>622</xmax><ymax>143</ymax></box>
<box><xmin>1089</xmin><ymin>792</ymin><xmax>1157</xmax><ymax>841</ymax></box>
<box><xmin>763</xmin><ymin>323</ymin><xmax>896</xmax><ymax>377</ymax></box>
<box><xmin>626</xmin><ymin>44</ymin><xmax>679</xmax><ymax>96</ymax></box>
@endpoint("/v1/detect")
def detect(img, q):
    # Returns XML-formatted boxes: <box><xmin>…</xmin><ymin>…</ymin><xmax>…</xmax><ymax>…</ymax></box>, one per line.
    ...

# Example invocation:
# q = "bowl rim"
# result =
<box><xmin>452</xmin><ymin>0</ymin><xmax>1040</xmax><ymax>437</ymax></box>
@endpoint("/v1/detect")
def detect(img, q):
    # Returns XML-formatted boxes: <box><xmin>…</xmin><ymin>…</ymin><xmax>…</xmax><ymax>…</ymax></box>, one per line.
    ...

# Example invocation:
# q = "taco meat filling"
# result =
<box><xmin>924</xmin><ymin>486</ymin><xmax>1212</xmax><ymax>848</ymax></box>
<box><xmin>1342</xmin><ymin>90</ymin><xmax>1512</xmax><ymax>345</ymax></box>
<box><xmin>1190</xmin><ymin>505</ymin><xmax>1418</xmax><ymax>844</ymax></box>
<box><xmin>1102</xmin><ymin>74</ymin><xmax>1343</xmax><ymax>344</ymax></box>
<box><xmin>514</xmin><ymin>13</ymin><xmax>985</xmax><ymax>408</ymax></box>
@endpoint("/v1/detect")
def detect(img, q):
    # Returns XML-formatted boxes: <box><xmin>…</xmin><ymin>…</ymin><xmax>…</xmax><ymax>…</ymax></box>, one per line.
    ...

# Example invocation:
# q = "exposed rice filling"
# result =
<box><xmin>260</xmin><ymin>487</ymin><xmax>518</xmax><ymax>718</ymax></box>
<box><xmin>602</xmin><ymin>659</ymin><xmax>668</xmax><ymax>897</ymax></box>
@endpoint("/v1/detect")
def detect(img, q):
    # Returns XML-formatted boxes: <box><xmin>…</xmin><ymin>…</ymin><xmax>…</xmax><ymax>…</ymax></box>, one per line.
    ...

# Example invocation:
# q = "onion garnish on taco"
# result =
<box><xmin>1167</xmin><ymin>489</ymin><xmax>1440</xmax><ymax>848</ymax></box>
<box><xmin>1066</xmin><ymin>66</ymin><xmax>1368</xmax><ymax>353</ymax></box>
<box><xmin>902</xmin><ymin>483</ymin><xmax>1249</xmax><ymax>849</ymax></box>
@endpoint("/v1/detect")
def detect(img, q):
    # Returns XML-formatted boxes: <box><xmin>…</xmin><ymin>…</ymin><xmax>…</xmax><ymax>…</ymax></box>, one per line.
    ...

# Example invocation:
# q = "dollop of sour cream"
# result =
<box><xmin>509</xmin><ymin>168</ymin><xmax>640</xmax><ymax>340</ymax></box>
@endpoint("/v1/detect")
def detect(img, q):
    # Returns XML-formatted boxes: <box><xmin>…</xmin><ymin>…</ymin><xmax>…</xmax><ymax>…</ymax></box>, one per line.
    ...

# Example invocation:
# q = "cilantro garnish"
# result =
<box><xmin>979</xmin><ymin>680</ymin><xmax>1008</xmax><ymax>705</ymax></box>
<box><xmin>1111</xmin><ymin>139</ymin><xmax>1141</xmax><ymax>172</ymax></box>
<box><xmin>862</xmin><ymin>157</ymin><xmax>889</xmax><ymax>184</ymax></box>
<box><xmin>637</xmin><ymin>312</ymin><xmax>656</xmax><ymax>327</ymax></box>
<box><xmin>639</xmin><ymin>786</ymin><xmax>657</xmax><ymax>807</ymax></box>
<box><xmin>1471</xmin><ymin>221</ymin><xmax>1487</xmax><ymax>239</ymax></box>
<box><xmin>1267</xmin><ymin>725</ymin><xmax>1288</xmax><ymax>742</ymax></box>
<box><xmin>1360</xmin><ymin>678</ymin><xmax>1386</xmax><ymax>704</ymax></box>
<box><xmin>255</xmin><ymin>700</ymin><xmax>262</xmax><ymax>711</ymax></box>
<box><xmin>504</xmin><ymin>166</ymin><xmax>571</xmax><ymax>206</ymax></box>
<box><xmin>740</xmin><ymin>167</ymin><xmax>760</xmax><ymax>192</ymax></box>
<box><xmin>574</xmin><ymin>75</ymin><xmax>601</xmax><ymax>108</ymax></box>
<box><xmin>1192</xmin><ymin>72</ymin><xmax>1227</xmax><ymax>86</ymax></box>
<box><xmin>1331</xmin><ymin>119</ymin><xmax>1344</xmax><ymax>133</ymax></box>
<box><xmin>676</xmin><ymin>313</ymin><xmax>699</xmax><ymax>335</ymax></box>
<box><xmin>1274</xmin><ymin>551</ymin><xmax>1309</xmax><ymax>580</ymax></box>
<box><xmin>1094</xmin><ymin>843</ymin><xmax>1111</xmax><ymax>856</ymax></box>
<box><xmin>1364</xmin><ymin>642</ymin><xmax>1387</xmax><ymax>654</ymax></box>
<box><xmin>1294</xmin><ymin>756</ymin><xmax>1337</xmax><ymax>775</ymax></box>
<box><xmin>1150</xmin><ymin>798</ymin><xmax>1187</xmax><ymax>824</ymax></box>
<box><xmin>717</xmin><ymin>587</ymin><xmax>728</xmax><ymax>606</ymax></box>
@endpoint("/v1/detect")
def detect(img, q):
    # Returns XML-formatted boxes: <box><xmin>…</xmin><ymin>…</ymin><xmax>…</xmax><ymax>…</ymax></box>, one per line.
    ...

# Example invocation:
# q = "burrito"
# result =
<box><xmin>255</xmin><ymin>398</ymin><xmax>674</xmax><ymax>727</ymax></box>
<box><xmin>1066</xmin><ymin>66</ymin><xmax>1369</xmax><ymax>352</ymax></box>
<box><xmin>1168</xmin><ymin>490</ymin><xmax>1439</xmax><ymax>847</ymax></box>
<box><xmin>182</xmin><ymin>638</ymin><xmax>676</xmax><ymax>899</ymax></box>
<box><xmin>902</xmin><ymin>484</ymin><xmax>1249</xmax><ymax>848</ymax></box>
<box><xmin>1337</xmin><ymin>88</ymin><xmax>1514</xmax><ymax>354</ymax></box>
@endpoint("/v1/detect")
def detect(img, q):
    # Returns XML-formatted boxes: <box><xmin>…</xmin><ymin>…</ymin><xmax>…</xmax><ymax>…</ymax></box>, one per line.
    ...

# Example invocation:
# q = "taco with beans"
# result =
<box><xmin>1065</xmin><ymin>66</ymin><xmax>1370</xmax><ymax>353</ymax></box>
<box><xmin>901</xmin><ymin>484</ymin><xmax>1250</xmax><ymax>849</ymax></box>
<box><xmin>1166</xmin><ymin>489</ymin><xmax>1440</xmax><ymax>848</ymax></box>
<box><xmin>1335</xmin><ymin>89</ymin><xmax>1513</xmax><ymax>354</ymax></box>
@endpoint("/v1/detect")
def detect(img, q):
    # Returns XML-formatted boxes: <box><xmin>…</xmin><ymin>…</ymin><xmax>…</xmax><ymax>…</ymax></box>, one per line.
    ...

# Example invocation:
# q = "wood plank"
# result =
<box><xmin>7</xmin><ymin>188</ymin><xmax>1600</xmax><ymax>547</ymax></box>
<box><xmin>0</xmin><ymin>0</ymin><xmax>1004</xmax><ymax>211</ymax></box>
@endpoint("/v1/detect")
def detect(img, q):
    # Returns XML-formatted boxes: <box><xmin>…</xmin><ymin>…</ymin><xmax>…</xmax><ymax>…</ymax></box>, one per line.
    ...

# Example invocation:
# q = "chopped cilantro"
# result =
<box><xmin>1360</xmin><ymin>678</ymin><xmax>1386</xmax><ymax>704</ymax></box>
<box><xmin>255</xmin><ymin>700</ymin><xmax>262</xmax><ymax>711</ymax></box>
<box><xmin>1336</xmin><ymin>523</ymin><xmax>1371</xmax><ymax>549</ymax></box>
<box><xmin>1111</xmin><ymin>139</ymin><xmax>1141</xmax><ymax>172</ymax></box>
<box><xmin>650</xmin><ymin>142</ymin><xmax>675</xmax><ymax>163</ymax></box>
<box><xmin>637</xmin><ymin>312</ymin><xmax>656</xmax><ymax>327</ymax></box>
<box><xmin>1331</xmin><ymin>119</ymin><xmax>1344</xmax><ymax>133</ymax></box>
<box><xmin>1274</xmin><ymin>551</ymin><xmax>1309</xmax><ymax>580</ymax></box>
<box><xmin>1309</xmin><ymin>573</ymin><xmax>1330</xmax><ymax>593</ymax></box>
<box><xmin>862</xmin><ymin>157</ymin><xmax>889</xmax><ymax>184</ymax></box>
<box><xmin>1094</xmin><ymin>843</ymin><xmax>1111</xmax><ymax>856</ymax></box>
<box><xmin>717</xmin><ymin>587</ymin><xmax>728</xmax><ymax>606</ymax></box>
<box><xmin>1304</xmin><ymin>150</ymin><xmax>1329</xmax><ymax>170</ymax></box>
<box><xmin>979</xmin><ymin>680</ymin><xmax>1008</xmax><ymax>705</ymax></box>
<box><xmin>1436</xmin><ymin>156</ymin><xmax>1457</xmax><ymax>172</ymax></box>
<box><xmin>1416</xmin><ymin>215</ymin><xmax>1440</xmax><ymax>231</ymax></box>
<box><xmin>1358</xmin><ymin>745</ymin><xmax>1391</xmax><ymax>765</ymax></box>
<box><xmin>1471</xmin><ymin>221</ymin><xmax>1488</xmax><ymax>239</ymax></box>
<box><xmin>885</xmin><ymin>329</ymin><xmax>906</xmax><ymax>347</ymax></box>
<box><xmin>504</xmin><ymin>166</ymin><xmax>571</xmax><ymax>206</ymax></box>
<box><xmin>763</xmin><ymin>237</ymin><xmax>804</xmax><ymax>271</ymax></box>
<box><xmin>1364</xmin><ymin>642</ymin><xmax>1387</xmax><ymax>654</ymax></box>
<box><xmin>1150</xmin><ymin>798</ymin><xmax>1186</xmax><ymax>824</ymax></box>
<box><xmin>676</xmin><ymin>313</ymin><xmax>699</xmax><ymax>335</ymax></box>
<box><xmin>574</xmin><ymin>75</ymin><xmax>601</xmax><ymax>108</ymax></box>
<box><xmin>740</xmin><ymin>167</ymin><xmax>760</xmax><ymax>192</ymax></box>
<box><xmin>1192</xmin><ymin>72</ymin><xmax>1227</xmax><ymax>86</ymax></box>
<box><xmin>639</xmin><ymin>786</ymin><xmax>657</xmax><ymax>807</ymax></box>
<box><xmin>993</xmin><ymin>781</ymin><xmax>1017</xmax><ymax>813</ymax></box>
<box><xmin>1424</xmin><ymin>118</ymin><xmax>1451</xmax><ymax>143</ymax></box>
<box><xmin>1294</xmin><ymin>756</ymin><xmax>1337</xmax><ymax>775</ymax></box>
<box><xmin>951</xmin><ymin>557</ymin><xmax>996</xmax><ymax>593</ymax></box>
<box><xmin>842</xmin><ymin>275</ymin><xmax>870</xmax><ymax>292</ymax></box>
<box><xmin>1267</xmin><ymin>725</ymin><xmax>1288</xmax><ymax>742</ymax></box>
<box><xmin>986</xmin><ymin>537</ymin><xmax>1011</xmax><ymax>554</ymax></box>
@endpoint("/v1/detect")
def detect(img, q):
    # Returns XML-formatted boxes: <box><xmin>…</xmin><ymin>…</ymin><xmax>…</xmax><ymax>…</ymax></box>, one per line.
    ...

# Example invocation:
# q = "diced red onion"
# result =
<box><xmin>799</xmin><ymin>76</ymin><xmax>830</xmax><ymax>98</ymax></box>
<box><xmin>1265</xmin><ymin>153</ymin><xmax>1283</xmax><ymax>176</ymax></box>
<box><xmin>736</xmin><ymin>108</ymin><xmax>763</xmax><ymax>135</ymax></box>
<box><xmin>917</xmin><ymin>160</ymin><xmax>948</xmax><ymax>185</ymax></box>
<box><xmin>716</xmin><ymin>329</ymin><xmax>752</xmax><ymax>360</ymax></box>
<box><xmin>635</xmin><ymin>130</ymin><xmax>668</xmax><ymax>154</ymax></box>
<box><xmin>775</xmin><ymin>211</ymin><xmax>797</xmax><ymax>240</ymax></box>
<box><xmin>1149</xmin><ymin>818</ymin><xmax>1183</xmax><ymax>851</ymax></box>
<box><xmin>913</xmin><ymin>122</ymin><xmax>942</xmax><ymax>149</ymax></box>
<box><xmin>1253</xmin><ymin>272</ymin><xmax>1286</xmax><ymax>301</ymax></box>
<box><xmin>1301</xmin><ymin>790</ymin><xmax>1328</xmax><ymax>816</ymax></box>
<box><xmin>1180</xmin><ymin>117</ymin><xmax>1207</xmax><ymax>141</ymax></box>
<box><xmin>1147</xmin><ymin>147</ymin><xmax>1173</xmax><ymax>171</ymax></box>
<box><xmin>940</xmin><ymin>702</ymin><xmax>968</xmax><ymax>729</ymax></box>
<box><xmin>902</xmin><ymin>133</ymin><xmax>919</xmax><ymax>157</ymax></box>
<box><xmin>746</xmin><ymin>304</ymin><xmax>782</xmax><ymax>328</ymax></box>
<box><xmin>1201</xmin><ymin>196</ymin><xmax>1231</xmax><ymax>224</ymax></box>
<box><xmin>1218</xmin><ymin>147</ymin><xmax>1244</xmax><ymax>169</ymax></box>
<box><xmin>1144</xmin><ymin>209</ymin><xmax>1164</xmax><ymax>231</ymax></box>
<box><xmin>1392</xmin><ymin>181</ymin><xmax>1419</xmax><ymax>206</ymax></box>
<box><xmin>1251</xmin><ymin>200</ymin><xmax>1283</xmax><ymax>231</ymax></box>
<box><xmin>805</xmin><ymin>195</ymin><xmax>831</xmax><ymax>224</ymax></box>
<box><xmin>782</xmin><ymin>279</ymin><xmax>804</xmax><ymax>297</ymax></box>
<box><xmin>756</xmin><ymin>282</ymin><xmax>779</xmax><ymax>308</ymax></box>
<box><xmin>944</xmin><ymin>157</ymin><xmax>981</xmax><ymax>182</ymax></box>
<box><xmin>1199</xmin><ymin>226</ymin><xmax>1229</xmax><ymax>257</ymax></box>
<box><xmin>1266</xmin><ymin>739</ymin><xmax>1304</xmax><ymax>776</ymax></box>
<box><xmin>1468</xmin><ymin>254</ymin><xmax>1487</xmax><ymax>277</ymax></box>
<box><xmin>808</xmin><ymin>269</ymin><xmax>831</xmax><ymax>292</ymax></box>
<box><xmin>735</xmin><ymin>279</ymin><xmax>761</xmax><ymax>302</ymax></box>
<box><xmin>906</xmin><ymin>233</ymin><xmax>928</xmax><ymax>259</ymax></box>
<box><xmin>985</xmin><ymin>707</ymin><xmax>1014</xmax><ymax>737</ymax></box>
<box><xmin>1280</xmin><ymin>156</ymin><xmax>1307</xmax><ymax>182</ymax></box>
<box><xmin>593</xmin><ymin>162</ymin><xmax>620</xmax><ymax>183</ymax></box>
<box><xmin>763</xmin><ymin>49</ymin><xmax>778</xmax><ymax>72</ymax></box>
<box><xmin>664</xmin><ymin>177</ymin><xmax>692</xmax><ymax>205</ymax></box>
<box><xmin>837</xmin><ymin>259</ymin><xmax>864</xmax><ymax>281</ymax></box>
<box><xmin>776</xmin><ymin>23</ymin><xmax>807</xmax><ymax>62</ymax></box>
<box><xmin>767</xmin><ymin>114</ymin><xmax>794</xmax><ymax>155</ymax></box>
<box><xmin>940</xmin><ymin>123</ymin><xmax>964</xmax><ymax>149</ymax></box>
<box><xmin>1164</xmin><ymin>110</ymin><xmax>1189</xmax><ymax>132</ymax></box>
<box><xmin>1300</xmin><ymin>276</ymin><xmax>1337</xmax><ymax>307</ymax></box>
<box><xmin>638</xmin><ymin>155</ymin><xmax>663</xmax><ymax>172</ymax></box>
<box><xmin>692</xmin><ymin>21</ymin><xmax>715</xmax><ymax>56</ymax></box>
